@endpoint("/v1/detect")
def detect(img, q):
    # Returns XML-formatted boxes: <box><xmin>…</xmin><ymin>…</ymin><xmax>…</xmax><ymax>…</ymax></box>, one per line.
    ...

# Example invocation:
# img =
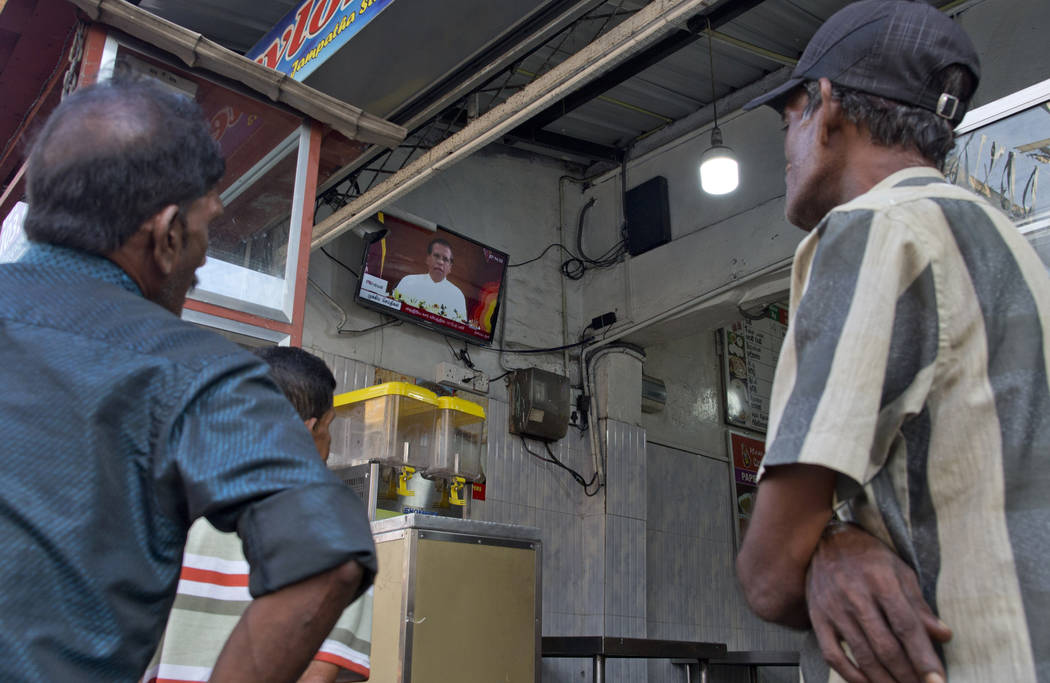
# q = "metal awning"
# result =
<box><xmin>67</xmin><ymin>0</ymin><xmax>407</xmax><ymax>148</ymax></box>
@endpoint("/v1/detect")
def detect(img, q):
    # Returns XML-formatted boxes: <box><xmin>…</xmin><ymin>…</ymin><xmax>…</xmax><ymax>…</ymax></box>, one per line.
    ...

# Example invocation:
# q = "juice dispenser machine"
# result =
<box><xmin>426</xmin><ymin>396</ymin><xmax>486</xmax><ymax>508</ymax></box>
<box><xmin>329</xmin><ymin>382</ymin><xmax>486</xmax><ymax>519</ymax></box>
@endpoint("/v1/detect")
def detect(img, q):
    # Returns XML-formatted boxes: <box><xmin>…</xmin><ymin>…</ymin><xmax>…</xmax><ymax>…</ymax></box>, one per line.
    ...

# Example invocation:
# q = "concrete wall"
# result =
<box><xmin>310</xmin><ymin>345</ymin><xmax>643</xmax><ymax>682</ymax></box>
<box><xmin>298</xmin><ymin>2</ymin><xmax>1048</xmax><ymax>679</ymax></box>
<box><xmin>575</xmin><ymin>0</ymin><xmax>1050</xmax><ymax>337</ymax></box>
<box><xmin>306</xmin><ymin>144</ymin><xmax>588</xmax><ymax>398</ymax></box>
<box><xmin>578</xmin><ymin>102</ymin><xmax>795</xmax><ymax>336</ymax></box>
<box><xmin>957</xmin><ymin>0</ymin><xmax>1050</xmax><ymax>108</ymax></box>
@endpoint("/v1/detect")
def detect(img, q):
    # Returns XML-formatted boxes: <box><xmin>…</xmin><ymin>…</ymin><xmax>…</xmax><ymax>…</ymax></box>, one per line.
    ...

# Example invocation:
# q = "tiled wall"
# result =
<box><xmin>645</xmin><ymin>442</ymin><xmax>801</xmax><ymax>683</ymax></box>
<box><xmin>314</xmin><ymin>348</ymin><xmax>375</xmax><ymax>394</ymax></box>
<box><xmin>312</xmin><ymin>349</ymin><xmax>799</xmax><ymax>682</ymax></box>
<box><xmin>473</xmin><ymin>400</ymin><xmax>610</xmax><ymax>682</ymax></box>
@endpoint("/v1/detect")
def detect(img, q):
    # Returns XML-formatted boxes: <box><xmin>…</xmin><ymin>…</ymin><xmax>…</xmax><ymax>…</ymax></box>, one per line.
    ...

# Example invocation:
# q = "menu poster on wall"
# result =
<box><xmin>721</xmin><ymin>303</ymin><xmax>788</xmax><ymax>433</ymax></box>
<box><xmin>727</xmin><ymin>429</ymin><xmax>765</xmax><ymax>546</ymax></box>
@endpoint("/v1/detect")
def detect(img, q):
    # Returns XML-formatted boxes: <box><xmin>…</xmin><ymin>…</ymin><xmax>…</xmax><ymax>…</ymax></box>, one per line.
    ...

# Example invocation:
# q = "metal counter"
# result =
<box><xmin>369</xmin><ymin>514</ymin><xmax>542</xmax><ymax>683</ymax></box>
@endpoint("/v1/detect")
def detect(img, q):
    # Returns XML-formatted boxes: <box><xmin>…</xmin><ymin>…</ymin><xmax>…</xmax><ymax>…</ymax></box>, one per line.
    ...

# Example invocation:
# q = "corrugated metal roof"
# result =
<box><xmin>132</xmin><ymin>0</ymin><xmax>964</xmax><ymax>179</ymax></box>
<box><xmin>71</xmin><ymin>0</ymin><xmax>406</xmax><ymax>146</ymax></box>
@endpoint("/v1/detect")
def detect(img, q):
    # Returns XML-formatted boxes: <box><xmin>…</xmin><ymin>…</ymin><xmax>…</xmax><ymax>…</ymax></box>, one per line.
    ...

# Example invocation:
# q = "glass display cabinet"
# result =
<box><xmin>64</xmin><ymin>11</ymin><xmax>402</xmax><ymax>345</ymax></box>
<box><xmin>947</xmin><ymin>78</ymin><xmax>1050</xmax><ymax>268</ymax></box>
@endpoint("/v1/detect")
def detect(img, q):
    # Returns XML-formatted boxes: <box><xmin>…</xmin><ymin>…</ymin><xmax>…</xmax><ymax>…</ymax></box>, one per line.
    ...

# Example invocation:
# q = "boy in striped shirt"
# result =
<box><xmin>143</xmin><ymin>347</ymin><xmax>372</xmax><ymax>683</ymax></box>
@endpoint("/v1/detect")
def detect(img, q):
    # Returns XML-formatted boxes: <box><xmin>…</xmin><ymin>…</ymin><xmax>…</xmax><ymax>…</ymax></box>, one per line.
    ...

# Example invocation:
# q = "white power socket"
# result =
<box><xmin>435</xmin><ymin>362</ymin><xmax>489</xmax><ymax>393</ymax></box>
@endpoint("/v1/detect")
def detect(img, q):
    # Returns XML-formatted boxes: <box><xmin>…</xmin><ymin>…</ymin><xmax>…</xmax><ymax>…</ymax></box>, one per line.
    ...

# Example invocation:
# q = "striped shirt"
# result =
<box><xmin>760</xmin><ymin>167</ymin><xmax>1050</xmax><ymax>682</ymax></box>
<box><xmin>142</xmin><ymin>520</ymin><xmax>372</xmax><ymax>683</ymax></box>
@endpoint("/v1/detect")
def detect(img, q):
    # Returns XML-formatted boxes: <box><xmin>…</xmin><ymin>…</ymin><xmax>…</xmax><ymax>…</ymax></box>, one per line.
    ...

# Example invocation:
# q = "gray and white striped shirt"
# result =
<box><xmin>761</xmin><ymin>167</ymin><xmax>1049</xmax><ymax>682</ymax></box>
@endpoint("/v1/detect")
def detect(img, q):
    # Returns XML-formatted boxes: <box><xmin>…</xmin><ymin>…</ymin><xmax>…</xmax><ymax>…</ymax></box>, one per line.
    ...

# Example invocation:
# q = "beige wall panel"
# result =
<box><xmin>370</xmin><ymin>537</ymin><xmax>407</xmax><ymax>683</ymax></box>
<box><xmin>409</xmin><ymin>538</ymin><xmax>536</xmax><ymax>683</ymax></box>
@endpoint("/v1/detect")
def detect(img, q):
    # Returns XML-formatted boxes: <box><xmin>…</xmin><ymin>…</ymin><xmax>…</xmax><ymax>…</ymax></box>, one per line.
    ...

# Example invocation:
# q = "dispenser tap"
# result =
<box><xmin>397</xmin><ymin>466</ymin><xmax>416</xmax><ymax>496</ymax></box>
<box><xmin>449</xmin><ymin>475</ymin><xmax>468</xmax><ymax>506</ymax></box>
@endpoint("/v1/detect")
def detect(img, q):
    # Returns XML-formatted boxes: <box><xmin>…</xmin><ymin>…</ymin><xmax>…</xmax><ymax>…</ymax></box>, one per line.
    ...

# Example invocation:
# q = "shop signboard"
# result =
<box><xmin>727</xmin><ymin>429</ymin><xmax>764</xmax><ymax>547</ymax></box>
<box><xmin>247</xmin><ymin>0</ymin><xmax>396</xmax><ymax>80</ymax></box>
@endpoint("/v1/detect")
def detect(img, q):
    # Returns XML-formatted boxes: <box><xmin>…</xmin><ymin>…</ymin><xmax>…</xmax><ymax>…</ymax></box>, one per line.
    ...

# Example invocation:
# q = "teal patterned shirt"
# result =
<box><xmin>0</xmin><ymin>244</ymin><xmax>375</xmax><ymax>682</ymax></box>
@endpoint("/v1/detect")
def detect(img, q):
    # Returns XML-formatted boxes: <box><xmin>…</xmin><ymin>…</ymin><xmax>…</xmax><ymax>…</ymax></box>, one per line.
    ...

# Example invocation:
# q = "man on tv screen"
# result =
<box><xmin>392</xmin><ymin>237</ymin><xmax>467</xmax><ymax>322</ymax></box>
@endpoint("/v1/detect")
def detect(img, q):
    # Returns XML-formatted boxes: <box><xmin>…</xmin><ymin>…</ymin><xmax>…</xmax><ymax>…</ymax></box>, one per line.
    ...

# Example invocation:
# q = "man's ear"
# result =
<box><xmin>145</xmin><ymin>204</ymin><xmax>181</xmax><ymax>276</ymax></box>
<box><xmin>303</xmin><ymin>416</ymin><xmax>319</xmax><ymax>432</ymax></box>
<box><xmin>816</xmin><ymin>77</ymin><xmax>845</xmax><ymax>141</ymax></box>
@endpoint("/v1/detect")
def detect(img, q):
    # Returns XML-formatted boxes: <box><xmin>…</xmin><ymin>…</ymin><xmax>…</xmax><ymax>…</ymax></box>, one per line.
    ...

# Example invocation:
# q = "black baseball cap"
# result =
<box><xmin>743</xmin><ymin>0</ymin><xmax>980</xmax><ymax>123</ymax></box>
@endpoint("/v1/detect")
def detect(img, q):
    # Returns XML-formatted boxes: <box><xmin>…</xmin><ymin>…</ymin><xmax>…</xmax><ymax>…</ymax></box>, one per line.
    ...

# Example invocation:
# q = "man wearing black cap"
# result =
<box><xmin>735</xmin><ymin>2</ymin><xmax>1049</xmax><ymax>683</ymax></box>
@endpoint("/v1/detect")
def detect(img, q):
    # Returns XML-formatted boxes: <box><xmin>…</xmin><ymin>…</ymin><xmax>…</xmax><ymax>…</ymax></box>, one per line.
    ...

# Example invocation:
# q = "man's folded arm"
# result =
<box><xmin>208</xmin><ymin>483</ymin><xmax>376</xmax><ymax>683</ymax></box>
<box><xmin>209</xmin><ymin>559</ymin><xmax>364</xmax><ymax>683</ymax></box>
<box><xmin>735</xmin><ymin>463</ymin><xmax>836</xmax><ymax>628</ymax></box>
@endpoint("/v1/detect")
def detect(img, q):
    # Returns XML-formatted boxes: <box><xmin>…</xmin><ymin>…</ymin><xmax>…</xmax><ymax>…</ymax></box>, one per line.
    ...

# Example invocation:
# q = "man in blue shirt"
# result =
<box><xmin>0</xmin><ymin>77</ymin><xmax>376</xmax><ymax>682</ymax></box>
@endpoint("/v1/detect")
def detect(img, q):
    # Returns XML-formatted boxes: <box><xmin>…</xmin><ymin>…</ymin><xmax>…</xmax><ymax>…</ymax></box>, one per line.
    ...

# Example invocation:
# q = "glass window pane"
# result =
<box><xmin>114</xmin><ymin>46</ymin><xmax>305</xmax><ymax>315</ymax></box>
<box><xmin>946</xmin><ymin>99</ymin><xmax>1050</xmax><ymax>231</ymax></box>
<box><xmin>210</xmin><ymin>145</ymin><xmax>297</xmax><ymax>278</ymax></box>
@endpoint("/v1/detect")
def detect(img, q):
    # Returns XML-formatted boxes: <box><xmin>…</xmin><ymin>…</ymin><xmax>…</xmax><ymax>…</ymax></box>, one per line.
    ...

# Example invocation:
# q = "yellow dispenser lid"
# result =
<box><xmin>334</xmin><ymin>381</ymin><xmax>439</xmax><ymax>409</ymax></box>
<box><xmin>436</xmin><ymin>396</ymin><xmax>486</xmax><ymax>419</ymax></box>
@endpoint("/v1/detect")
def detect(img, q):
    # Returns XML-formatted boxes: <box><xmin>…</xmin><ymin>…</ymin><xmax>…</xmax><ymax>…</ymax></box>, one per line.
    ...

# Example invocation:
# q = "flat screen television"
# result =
<box><xmin>354</xmin><ymin>209</ymin><xmax>509</xmax><ymax>344</ymax></box>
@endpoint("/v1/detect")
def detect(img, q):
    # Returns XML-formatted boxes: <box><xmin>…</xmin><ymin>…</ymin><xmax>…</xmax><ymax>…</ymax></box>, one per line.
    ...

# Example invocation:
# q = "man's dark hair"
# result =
<box><xmin>427</xmin><ymin>238</ymin><xmax>453</xmax><ymax>259</ymax></box>
<box><xmin>801</xmin><ymin>64</ymin><xmax>977</xmax><ymax>168</ymax></box>
<box><xmin>253</xmin><ymin>347</ymin><xmax>336</xmax><ymax>422</ymax></box>
<box><xmin>24</xmin><ymin>75</ymin><xmax>225</xmax><ymax>253</ymax></box>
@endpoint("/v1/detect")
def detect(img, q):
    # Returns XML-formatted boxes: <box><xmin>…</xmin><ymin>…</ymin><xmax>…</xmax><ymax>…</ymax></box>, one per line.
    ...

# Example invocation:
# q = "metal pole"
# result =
<box><xmin>594</xmin><ymin>654</ymin><xmax>605</xmax><ymax>683</ymax></box>
<box><xmin>367</xmin><ymin>462</ymin><xmax>379</xmax><ymax>520</ymax></box>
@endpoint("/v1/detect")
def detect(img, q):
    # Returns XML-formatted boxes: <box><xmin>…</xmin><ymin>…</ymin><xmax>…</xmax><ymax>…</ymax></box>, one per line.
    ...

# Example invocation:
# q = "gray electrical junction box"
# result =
<box><xmin>508</xmin><ymin>368</ymin><xmax>571</xmax><ymax>441</ymax></box>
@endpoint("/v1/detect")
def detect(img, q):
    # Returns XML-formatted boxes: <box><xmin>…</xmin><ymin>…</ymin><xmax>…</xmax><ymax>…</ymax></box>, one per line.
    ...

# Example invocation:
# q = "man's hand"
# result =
<box><xmin>806</xmin><ymin>522</ymin><xmax>951</xmax><ymax>683</ymax></box>
<box><xmin>209</xmin><ymin>560</ymin><xmax>364</xmax><ymax>683</ymax></box>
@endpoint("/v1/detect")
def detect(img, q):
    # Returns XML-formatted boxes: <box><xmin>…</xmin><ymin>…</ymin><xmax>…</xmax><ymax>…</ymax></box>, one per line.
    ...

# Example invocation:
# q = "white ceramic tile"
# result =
<box><xmin>605</xmin><ymin>514</ymin><xmax>646</xmax><ymax>618</ymax></box>
<box><xmin>541</xmin><ymin>658</ymin><xmax>592</xmax><ymax>683</ymax></box>
<box><xmin>606</xmin><ymin>656</ymin><xmax>647</xmax><ymax>681</ymax></box>
<box><xmin>606</xmin><ymin>419</ymin><xmax>647</xmax><ymax>520</ymax></box>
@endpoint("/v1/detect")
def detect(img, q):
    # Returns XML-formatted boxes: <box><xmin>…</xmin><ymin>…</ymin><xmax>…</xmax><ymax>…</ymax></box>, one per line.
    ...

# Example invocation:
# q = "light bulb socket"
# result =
<box><xmin>701</xmin><ymin>145</ymin><xmax>735</xmax><ymax>163</ymax></box>
<box><xmin>710</xmin><ymin>126</ymin><xmax>724</xmax><ymax>147</ymax></box>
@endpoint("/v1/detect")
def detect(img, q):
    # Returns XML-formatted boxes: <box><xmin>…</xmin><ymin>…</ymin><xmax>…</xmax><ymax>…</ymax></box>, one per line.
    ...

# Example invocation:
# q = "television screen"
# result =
<box><xmin>354</xmin><ymin>209</ymin><xmax>508</xmax><ymax>344</ymax></box>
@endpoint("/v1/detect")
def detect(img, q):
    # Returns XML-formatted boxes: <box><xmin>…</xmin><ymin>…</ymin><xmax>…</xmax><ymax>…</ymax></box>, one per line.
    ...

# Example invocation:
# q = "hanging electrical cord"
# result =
<box><xmin>575</xmin><ymin>197</ymin><xmax>599</xmax><ymax>261</ymax></box>
<box><xmin>320</xmin><ymin>245</ymin><xmax>359</xmax><ymax>278</ymax></box>
<box><xmin>574</xmin><ymin>196</ymin><xmax>626</xmax><ymax>268</ymax></box>
<box><xmin>475</xmin><ymin>336</ymin><xmax>594</xmax><ymax>355</ymax></box>
<box><xmin>504</xmin><ymin>206</ymin><xmax>621</xmax><ymax>282</ymax></box>
<box><xmin>445</xmin><ymin>338</ymin><xmax>477</xmax><ymax>370</ymax></box>
<box><xmin>519</xmin><ymin>436</ymin><xmax>601</xmax><ymax>496</ymax></box>
<box><xmin>508</xmin><ymin>241</ymin><xmax>577</xmax><ymax>267</ymax></box>
<box><xmin>307</xmin><ymin>278</ymin><xmax>401</xmax><ymax>336</ymax></box>
<box><xmin>489</xmin><ymin>369</ymin><xmax>514</xmax><ymax>383</ymax></box>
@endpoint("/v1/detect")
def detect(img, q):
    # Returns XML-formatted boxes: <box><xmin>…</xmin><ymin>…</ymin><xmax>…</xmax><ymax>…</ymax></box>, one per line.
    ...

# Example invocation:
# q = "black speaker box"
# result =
<box><xmin>624</xmin><ymin>175</ymin><xmax>671</xmax><ymax>256</ymax></box>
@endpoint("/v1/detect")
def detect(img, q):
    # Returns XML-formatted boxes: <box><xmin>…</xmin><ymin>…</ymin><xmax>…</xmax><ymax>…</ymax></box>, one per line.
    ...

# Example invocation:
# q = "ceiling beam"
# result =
<box><xmin>630</xmin><ymin>65</ymin><xmax>791</xmax><ymax>161</ymax></box>
<box><xmin>581</xmin><ymin>64</ymin><xmax>792</xmax><ymax>179</ymax></box>
<box><xmin>512</xmin><ymin>0</ymin><xmax>768</xmax><ymax>138</ymax></box>
<box><xmin>311</xmin><ymin>0</ymin><xmax>722</xmax><ymax>249</ymax></box>
<box><xmin>506</xmin><ymin>129</ymin><xmax>623</xmax><ymax>162</ymax></box>
<box><xmin>316</xmin><ymin>0</ymin><xmax>606</xmax><ymax>196</ymax></box>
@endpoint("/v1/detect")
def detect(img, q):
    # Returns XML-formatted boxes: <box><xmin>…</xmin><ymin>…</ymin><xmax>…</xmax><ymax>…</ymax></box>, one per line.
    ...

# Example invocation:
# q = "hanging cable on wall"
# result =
<box><xmin>519</xmin><ymin>436</ymin><xmax>601</xmax><ymax>496</ymax></box>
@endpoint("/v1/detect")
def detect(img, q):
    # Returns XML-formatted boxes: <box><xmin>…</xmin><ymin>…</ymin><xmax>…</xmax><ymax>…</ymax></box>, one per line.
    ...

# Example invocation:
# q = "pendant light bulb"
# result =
<box><xmin>699</xmin><ymin>19</ymin><xmax>739</xmax><ymax>196</ymax></box>
<box><xmin>699</xmin><ymin>126</ymin><xmax>739</xmax><ymax>195</ymax></box>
